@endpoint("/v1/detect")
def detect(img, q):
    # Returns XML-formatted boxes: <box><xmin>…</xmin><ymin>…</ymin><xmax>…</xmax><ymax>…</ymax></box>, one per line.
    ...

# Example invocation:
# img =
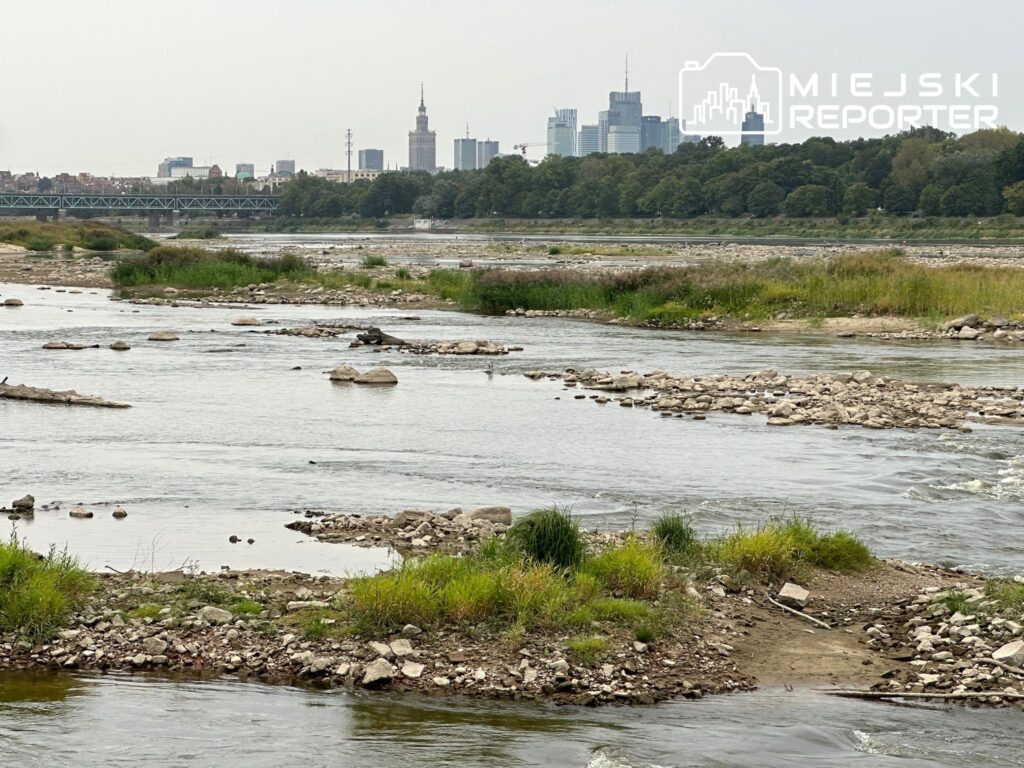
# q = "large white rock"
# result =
<box><xmin>468</xmin><ymin>506</ymin><xmax>512</xmax><ymax>525</ymax></box>
<box><xmin>148</xmin><ymin>331</ymin><xmax>179</xmax><ymax>341</ymax></box>
<box><xmin>198</xmin><ymin>606</ymin><xmax>233</xmax><ymax>625</ymax></box>
<box><xmin>354</xmin><ymin>367</ymin><xmax>398</xmax><ymax>385</ymax></box>
<box><xmin>231</xmin><ymin>317</ymin><xmax>261</xmax><ymax>326</ymax></box>
<box><xmin>361</xmin><ymin>658</ymin><xmax>396</xmax><ymax>687</ymax></box>
<box><xmin>329</xmin><ymin>364</ymin><xmax>360</xmax><ymax>382</ymax></box>
<box><xmin>992</xmin><ymin>639</ymin><xmax>1024</xmax><ymax>666</ymax></box>
<box><xmin>777</xmin><ymin>582</ymin><xmax>810</xmax><ymax>608</ymax></box>
<box><xmin>401</xmin><ymin>661</ymin><xmax>425</xmax><ymax>679</ymax></box>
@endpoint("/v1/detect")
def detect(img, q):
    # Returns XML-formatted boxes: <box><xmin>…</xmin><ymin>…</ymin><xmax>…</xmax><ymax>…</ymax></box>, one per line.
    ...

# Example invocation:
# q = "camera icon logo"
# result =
<box><xmin>679</xmin><ymin>52</ymin><xmax>783</xmax><ymax>137</ymax></box>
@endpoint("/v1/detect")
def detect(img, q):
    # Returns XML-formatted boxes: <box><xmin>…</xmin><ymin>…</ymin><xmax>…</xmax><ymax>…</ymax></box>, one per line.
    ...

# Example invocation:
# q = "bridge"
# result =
<box><xmin>0</xmin><ymin>192</ymin><xmax>278</xmax><ymax>215</ymax></box>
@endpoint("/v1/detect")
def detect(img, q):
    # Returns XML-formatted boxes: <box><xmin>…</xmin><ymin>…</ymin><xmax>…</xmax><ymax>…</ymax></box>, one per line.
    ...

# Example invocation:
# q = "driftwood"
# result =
<box><xmin>819</xmin><ymin>689</ymin><xmax>1024</xmax><ymax>701</ymax></box>
<box><xmin>978</xmin><ymin>657</ymin><xmax>1024</xmax><ymax>676</ymax></box>
<box><xmin>0</xmin><ymin>382</ymin><xmax>130</xmax><ymax>408</ymax></box>
<box><xmin>355</xmin><ymin>327</ymin><xmax>406</xmax><ymax>346</ymax></box>
<box><xmin>766</xmin><ymin>593</ymin><xmax>832</xmax><ymax>630</ymax></box>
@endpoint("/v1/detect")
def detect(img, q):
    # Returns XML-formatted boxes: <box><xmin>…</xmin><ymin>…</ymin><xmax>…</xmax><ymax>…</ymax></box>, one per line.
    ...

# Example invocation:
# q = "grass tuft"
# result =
<box><xmin>361</xmin><ymin>254</ymin><xmax>388</xmax><ymax>268</ymax></box>
<box><xmin>506</xmin><ymin>506</ymin><xmax>585</xmax><ymax>571</ymax></box>
<box><xmin>567</xmin><ymin>635</ymin><xmax>608</xmax><ymax>666</ymax></box>
<box><xmin>652</xmin><ymin>513</ymin><xmax>698</xmax><ymax>558</ymax></box>
<box><xmin>583</xmin><ymin>536</ymin><xmax>664</xmax><ymax>599</ymax></box>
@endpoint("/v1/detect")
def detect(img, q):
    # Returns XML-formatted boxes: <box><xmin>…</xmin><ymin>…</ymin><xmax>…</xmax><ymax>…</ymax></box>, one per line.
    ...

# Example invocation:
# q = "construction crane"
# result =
<box><xmin>513</xmin><ymin>142</ymin><xmax>546</xmax><ymax>156</ymax></box>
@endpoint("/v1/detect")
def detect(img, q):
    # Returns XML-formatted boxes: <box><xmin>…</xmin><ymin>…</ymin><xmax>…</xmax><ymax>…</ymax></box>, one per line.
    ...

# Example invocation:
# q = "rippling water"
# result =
<box><xmin>0</xmin><ymin>673</ymin><xmax>1021</xmax><ymax>767</ymax></box>
<box><xmin>2</xmin><ymin>281</ymin><xmax>1023</xmax><ymax>573</ymax></box>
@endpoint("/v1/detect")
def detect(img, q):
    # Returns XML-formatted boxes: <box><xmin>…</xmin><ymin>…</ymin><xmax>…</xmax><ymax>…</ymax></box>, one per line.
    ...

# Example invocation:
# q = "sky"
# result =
<box><xmin>1</xmin><ymin>0</ymin><xmax>1021</xmax><ymax>177</ymax></box>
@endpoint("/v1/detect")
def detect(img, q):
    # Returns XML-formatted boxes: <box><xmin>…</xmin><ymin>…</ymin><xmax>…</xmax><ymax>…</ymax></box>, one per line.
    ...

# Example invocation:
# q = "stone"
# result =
<box><xmin>431</xmin><ymin>676</ymin><xmax>451</xmax><ymax>687</ymax></box>
<box><xmin>957</xmin><ymin>326</ymin><xmax>982</xmax><ymax>340</ymax></box>
<box><xmin>142</xmin><ymin>637</ymin><xmax>167</xmax><ymax>655</ymax></box>
<box><xmin>110</xmin><ymin>341</ymin><xmax>131</xmax><ymax>351</ymax></box>
<box><xmin>401</xmin><ymin>661</ymin><xmax>425</xmax><ymax>679</ymax></box>
<box><xmin>468</xmin><ymin>506</ymin><xmax>512</xmax><ymax>525</ymax></box>
<box><xmin>353</xmin><ymin>367</ymin><xmax>398</xmax><ymax>385</ymax></box>
<box><xmin>42</xmin><ymin>341</ymin><xmax>69</xmax><ymax>349</ymax></box>
<box><xmin>632</xmin><ymin>641</ymin><xmax>648</xmax><ymax>653</ymax></box>
<box><xmin>992</xmin><ymin>639</ymin><xmax>1024</xmax><ymax>666</ymax></box>
<box><xmin>11</xmin><ymin>494</ymin><xmax>34</xmax><ymax>511</ymax></box>
<box><xmin>3</xmin><ymin>298</ymin><xmax>24</xmax><ymax>307</ymax></box>
<box><xmin>401</xmin><ymin>624</ymin><xmax>423</xmax><ymax>637</ymax></box>
<box><xmin>198</xmin><ymin>606</ymin><xmax>233</xmax><ymax>625</ymax></box>
<box><xmin>329</xmin><ymin>364</ymin><xmax>360</xmax><ymax>382</ymax></box>
<box><xmin>231</xmin><ymin>317</ymin><xmax>261</xmax><ymax>326</ymax></box>
<box><xmin>717</xmin><ymin>574</ymin><xmax>741</xmax><ymax>593</ymax></box>
<box><xmin>453</xmin><ymin>340</ymin><xmax>479</xmax><ymax>355</ymax></box>
<box><xmin>947</xmin><ymin>314</ymin><xmax>980</xmax><ymax>330</ymax></box>
<box><xmin>361</xmin><ymin>658</ymin><xmax>395</xmax><ymax>687</ymax></box>
<box><xmin>69</xmin><ymin>505</ymin><xmax>93</xmax><ymax>518</ymax></box>
<box><xmin>368</xmin><ymin>641</ymin><xmax>393</xmax><ymax>658</ymax></box>
<box><xmin>389</xmin><ymin>638</ymin><xmax>415</xmax><ymax>658</ymax></box>
<box><xmin>778</xmin><ymin>582</ymin><xmax>810</xmax><ymax>608</ymax></box>
<box><xmin>112</xmin><ymin>506</ymin><xmax>128</xmax><ymax>519</ymax></box>
<box><xmin>131</xmin><ymin>653</ymin><xmax>148</xmax><ymax>667</ymax></box>
<box><xmin>148</xmin><ymin>331</ymin><xmax>179</xmax><ymax>341</ymax></box>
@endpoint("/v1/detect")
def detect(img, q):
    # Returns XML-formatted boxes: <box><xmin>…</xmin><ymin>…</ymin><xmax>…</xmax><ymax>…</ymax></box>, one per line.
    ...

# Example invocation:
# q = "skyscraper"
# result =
<box><xmin>640</xmin><ymin>115</ymin><xmax>682</xmax><ymax>154</ymax></box>
<box><xmin>741</xmin><ymin>105</ymin><xmax>765</xmax><ymax>147</ymax></box>
<box><xmin>477</xmin><ymin>140</ymin><xmax>499</xmax><ymax>168</ymax></box>
<box><xmin>359</xmin><ymin>149</ymin><xmax>384</xmax><ymax>171</ymax></box>
<box><xmin>547</xmin><ymin>108</ymin><xmax>577</xmax><ymax>157</ymax></box>
<box><xmin>454</xmin><ymin>130</ymin><xmax>477</xmax><ymax>171</ymax></box>
<box><xmin>578</xmin><ymin>125</ymin><xmax>600</xmax><ymax>156</ymax></box>
<box><xmin>601</xmin><ymin>58</ymin><xmax>642</xmax><ymax>155</ymax></box>
<box><xmin>157</xmin><ymin>157</ymin><xmax>192</xmax><ymax>177</ymax></box>
<box><xmin>408</xmin><ymin>84</ymin><xmax>437</xmax><ymax>172</ymax></box>
<box><xmin>275</xmin><ymin>159</ymin><xmax>296</xmax><ymax>176</ymax></box>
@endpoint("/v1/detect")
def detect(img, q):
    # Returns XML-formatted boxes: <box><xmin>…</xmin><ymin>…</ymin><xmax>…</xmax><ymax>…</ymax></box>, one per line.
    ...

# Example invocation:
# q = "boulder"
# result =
<box><xmin>992</xmin><ymin>639</ymin><xmax>1024</xmax><ymax>666</ymax></box>
<box><xmin>112</xmin><ymin>506</ymin><xmax>128</xmax><ymax>519</ymax></box>
<box><xmin>354</xmin><ymin>367</ymin><xmax>398</xmax><ymax>385</ymax></box>
<box><xmin>329</xmin><ymin>364</ymin><xmax>360</xmax><ymax>382</ymax></box>
<box><xmin>231</xmin><ymin>317</ymin><xmax>261</xmax><ymax>326</ymax></box>
<box><xmin>11</xmin><ymin>495</ymin><xmax>34</xmax><ymax>511</ymax></box>
<box><xmin>401</xmin><ymin>660</ymin><xmax>425</xmax><ymax>679</ymax></box>
<box><xmin>368</xmin><ymin>641</ymin><xmax>393</xmax><ymax>659</ymax></box>
<box><xmin>3</xmin><ymin>298</ymin><xmax>24</xmax><ymax>307</ymax></box>
<box><xmin>110</xmin><ymin>341</ymin><xmax>131</xmax><ymax>351</ymax></box>
<box><xmin>69</xmin><ymin>505</ymin><xmax>93</xmax><ymax>518</ymax></box>
<box><xmin>957</xmin><ymin>326</ymin><xmax>982</xmax><ymax>340</ymax></box>
<box><xmin>142</xmin><ymin>637</ymin><xmax>167</xmax><ymax>655</ymax></box>
<box><xmin>453</xmin><ymin>341</ymin><xmax>479</xmax><ymax>355</ymax></box>
<box><xmin>361</xmin><ymin>658</ymin><xmax>395</xmax><ymax>687</ymax></box>
<box><xmin>389</xmin><ymin>638</ymin><xmax>415</xmax><ymax>658</ymax></box>
<box><xmin>42</xmin><ymin>341</ymin><xmax>69</xmax><ymax>350</ymax></box>
<box><xmin>468</xmin><ymin>506</ymin><xmax>512</xmax><ymax>525</ymax></box>
<box><xmin>777</xmin><ymin>582</ymin><xmax>809</xmax><ymax>608</ymax></box>
<box><xmin>198</xmin><ymin>606</ymin><xmax>233</xmax><ymax>625</ymax></box>
<box><xmin>947</xmin><ymin>314</ymin><xmax>980</xmax><ymax>330</ymax></box>
<box><xmin>148</xmin><ymin>331</ymin><xmax>179</xmax><ymax>341</ymax></box>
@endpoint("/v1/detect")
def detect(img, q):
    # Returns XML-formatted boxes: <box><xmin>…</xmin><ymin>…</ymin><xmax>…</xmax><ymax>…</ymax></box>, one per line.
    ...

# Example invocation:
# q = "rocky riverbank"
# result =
<box><xmin>526</xmin><ymin>368</ymin><xmax>1024</xmax><ymax>430</ymax></box>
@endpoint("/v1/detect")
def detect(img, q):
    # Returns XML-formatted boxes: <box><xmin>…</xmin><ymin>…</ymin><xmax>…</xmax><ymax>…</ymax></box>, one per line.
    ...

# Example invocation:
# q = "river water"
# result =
<box><xmin>2</xmin><ymin>263</ymin><xmax>1023</xmax><ymax>764</ymax></box>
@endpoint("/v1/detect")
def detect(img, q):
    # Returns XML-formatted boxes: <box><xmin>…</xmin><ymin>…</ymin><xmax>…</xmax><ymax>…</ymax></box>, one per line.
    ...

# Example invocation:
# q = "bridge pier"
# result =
<box><xmin>35</xmin><ymin>211</ymin><xmax>49</xmax><ymax>222</ymax></box>
<box><xmin>147</xmin><ymin>211</ymin><xmax>161</xmax><ymax>230</ymax></box>
<box><xmin>163</xmin><ymin>210</ymin><xmax>177</xmax><ymax>226</ymax></box>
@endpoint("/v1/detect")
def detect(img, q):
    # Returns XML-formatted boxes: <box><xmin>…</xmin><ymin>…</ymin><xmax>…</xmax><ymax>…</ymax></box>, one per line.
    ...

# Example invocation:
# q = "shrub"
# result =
<box><xmin>24</xmin><ymin>237</ymin><xmax>57</xmax><ymax>251</ymax></box>
<box><xmin>0</xmin><ymin>537</ymin><xmax>94</xmax><ymax>640</ymax></box>
<box><xmin>633</xmin><ymin>625</ymin><xmax>656</xmax><ymax>643</ymax></box>
<box><xmin>395</xmin><ymin>266</ymin><xmax>412</xmax><ymax>280</ymax></box>
<box><xmin>506</xmin><ymin>506</ymin><xmax>585</xmax><ymax>570</ymax></box>
<box><xmin>361</xmin><ymin>254</ymin><xmax>388</xmax><ymax>268</ymax></box>
<box><xmin>548</xmin><ymin>245</ymin><xmax>563</xmax><ymax>255</ymax></box>
<box><xmin>567</xmin><ymin>635</ymin><xmax>607</xmax><ymax>665</ymax></box>
<box><xmin>111</xmin><ymin>246</ymin><xmax>313</xmax><ymax>288</ymax></box>
<box><xmin>652</xmin><ymin>513</ymin><xmax>697</xmax><ymax>557</ymax></box>
<box><xmin>807</xmin><ymin>531</ymin><xmax>872</xmax><ymax>572</ymax></box>
<box><xmin>230</xmin><ymin>600</ymin><xmax>263</xmax><ymax>615</ymax></box>
<box><xmin>943</xmin><ymin>590</ymin><xmax>969</xmax><ymax>614</ymax></box>
<box><xmin>584</xmin><ymin>536</ymin><xmax>664</xmax><ymax>599</ymax></box>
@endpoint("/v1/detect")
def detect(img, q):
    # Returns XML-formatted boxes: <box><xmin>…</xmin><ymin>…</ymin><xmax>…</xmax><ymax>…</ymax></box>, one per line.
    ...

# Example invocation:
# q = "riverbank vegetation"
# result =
<box><xmin>110</xmin><ymin>245</ymin><xmax>313</xmax><ymax>288</ymax></box>
<box><xmin>170</xmin><ymin>226</ymin><xmax>223</xmax><ymax>240</ymax></box>
<box><xmin>0</xmin><ymin>220</ymin><xmax>155</xmax><ymax>252</ymax></box>
<box><xmin>0</xmin><ymin>536</ymin><xmax>94</xmax><ymax>640</ymax></box>
<box><xmin>273</xmin><ymin>127</ymin><xmax>1024</xmax><ymax>235</ymax></box>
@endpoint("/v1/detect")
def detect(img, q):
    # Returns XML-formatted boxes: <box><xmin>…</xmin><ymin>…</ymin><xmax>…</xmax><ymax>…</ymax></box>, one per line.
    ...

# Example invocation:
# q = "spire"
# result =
<box><xmin>465</xmin><ymin>122</ymin><xmax>470</xmax><ymax>138</ymax></box>
<box><xmin>419</xmin><ymin>82</ymin><xmax>425</xmax><ymax>108</ymax></box>
<box><xmin>625</xmin><ymin>53</ymin><xmax>629</xmax><ymax>92</ymax></box>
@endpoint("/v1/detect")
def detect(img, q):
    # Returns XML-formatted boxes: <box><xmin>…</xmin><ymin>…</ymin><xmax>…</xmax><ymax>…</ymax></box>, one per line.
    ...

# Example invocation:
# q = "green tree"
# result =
<box><xmin>842</xmin><ymin>183</ymin><xmax>876</xmax><ymax>216</ymax></box>
<box><xmin>918</xmin><ymin>184</ymin><xmax>943</xmax><ymax>216</ymax></box>
<box><xmin>746</xmin><ymin>181</ymin><xmax>785</xmax><ymax>217</ymax></box>
<box><xmin>1003</xmin><ymin>181</ymin><xmax>1024</xmax><ymax>216</ymax></box>
<box><xmin>783</xmin><ymin>184</ymin><xmax>830</xmax><ymax>217</ymax></box>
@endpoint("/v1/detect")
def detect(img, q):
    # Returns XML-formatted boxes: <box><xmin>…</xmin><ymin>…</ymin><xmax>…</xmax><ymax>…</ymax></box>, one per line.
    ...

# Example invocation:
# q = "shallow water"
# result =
<box><xmin>1</xmin><ymin>281</ymin><xmax>1023</xmax><ymax>574</ymax></box>
<box><xmin>0</xmin><ymin>673</ymin><xmax>1021</xmax><ymax>767</ymax></box>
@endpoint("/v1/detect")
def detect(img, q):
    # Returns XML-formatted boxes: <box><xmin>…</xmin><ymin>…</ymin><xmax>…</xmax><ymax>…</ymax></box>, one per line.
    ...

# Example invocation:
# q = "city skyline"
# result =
<box><xmin>0</xmin><ymin>0</ymin><xmax>1020</xmax><ymax>176</ymax></box>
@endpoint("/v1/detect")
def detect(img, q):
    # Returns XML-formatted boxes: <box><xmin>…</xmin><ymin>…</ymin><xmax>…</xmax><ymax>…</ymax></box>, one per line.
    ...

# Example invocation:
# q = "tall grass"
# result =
<box><xmin>438</xmin><ymin>251</ymin><xmax>1024</xmax><ymax>321</ymax></box>
<box><xmin>652</xmin><ymin>513</ymin><xmax>697</xmax><ymax>557</ymax></box>
<box><xmin>0</xmin><ymin>536</ymin><xmax>95</xmax><ymax>640</ymax></box>
<box><xmin>0</xmin><ymin>220</ymin><xmax>154</xmax><ymax>251</ymax></box>
<box><xmin>583</xmin><ymin>536</ymin><xmax>664</xmax><ymax>599</ymax></box>
<box><xmin>110</xmin><ymin>246</ymin><xmax>314</xmax><ymax>288</ymax></box>
<box><xmin>506</xmin><ymin>506</ymin><xmax>585</xmax><ymax>570</ymax></box>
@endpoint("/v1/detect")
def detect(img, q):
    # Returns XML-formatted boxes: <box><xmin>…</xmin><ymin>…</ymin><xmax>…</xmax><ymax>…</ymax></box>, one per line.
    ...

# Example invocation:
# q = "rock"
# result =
<box><xmin>632</xmin><ymin>641</ymin><xmax>648</xmax><ymax>653</ymax></box>
<box><xmin>231</xmin><ymin>317</ymin><xmax>261</xmax><ymax>326</ymax></box>
<box><xmin>110</xmin><ymin>341</ymin><xmax>131</xmax><ymax>351</ymax></box>
<box><xmin>431</xmin><ymin>676</ymin><xmax>451</xmax><ymax>687</ymax></box>
<box><xmin>947</xmin><ymin>314</ymin><xmax>980</xmax><ymax>330</ymax></box>
<box><xmin>112</xmin><ymin>507</ymin><xmax>128</xmax><ymax>519</ymax></box>
<box><xmin>401</xmin><ymin>624</ymin><xmax>423</xmax><ymax>637</ymax></box>
<box><xmin>957</xmin><ymin>326</ymin><xmax>982</xmax><ymax>340</ymax></box>
<box><xmin>131</xmin><ymin>653</ymin><xmax>148</xmax><ymax>667</ymax></box>
<box><xmin>353</xmin><ymin>367</ymin><xmax>398</xmax><ymax>385</ymax></box>
<box><xmin>368</xmin><ymin>641</ymin><xmax>393</xmax><ymax>659</ymax></box>
<box><xmin>142</xmin><ymin>637</ymin><xmax>167</xmax><ymax>655</ymax></box>
<box><xmin>11</xmin><ymin>494</ymin><xmax>34</xmax><ymax>511</ymax></box>
<box><xmin>69</xmin><ymin>505</ymin><xmax>93</xmax><ymax>518</ymax></box>
<box><xmin>148</xmin><ymin>331</ymin><xmax>179</xmax><ymax>341</ymax></box>
<box><xmin>198</xmin><ymin>606</ymin><xmax>233</xmax><ymax>625</ymax></box>
<box><xmin>778</xmin><ymin>582</ymin><xmax>810</xmax><ymax>608</ymax></box>
<box><xmin>468</xmin><ymin>506</ymin><xmax>512</xmax><ymax>525</ymax></box>
<box><xmin>389</xmin><ymin>638</ymin><xmax>415</xmax><ymax>658</ymax></box>
<box><xmin>329</xmin><ymin>364</ymin><xmax>360</xmax><ymax>382</ymax></box>
<box><xmin>3</xmin><ymin>298</ymin><xmax>24</xmax><ymax>306</ymax></box>
<box><xmin>453</xmin><ymin>341</ymin><xmax>479</xmax><ymax>355</ymax></box>
<box><xmin>42</xmin><ymin>341</ymin><xmax>69</xmax><ymax>350</ymax></box>
<box><xmin>992</xmin><ymin>639</ymin><xmax>1024</xmax><ymax>666</ymax></box>
<box><xmin>401</xmin><ymin>661</ymin><xmax>425</xmax><ymax>679</ymax></box>
<box><xmin>361</xmin><ymin>658</ymin><xmax>395</xmax><ymax>687</ymax></box>
<box><xmin>717</xmin><ymin>574</ymin><xmax>741</xmax><ymax>593</ymax></box>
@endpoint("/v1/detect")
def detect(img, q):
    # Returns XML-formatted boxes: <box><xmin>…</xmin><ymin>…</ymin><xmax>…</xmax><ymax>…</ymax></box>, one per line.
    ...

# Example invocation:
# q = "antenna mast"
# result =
<box><xmin>345</xmin><ymin>128</ymin><xmax>352</xmax><ymax>180</ymax></box>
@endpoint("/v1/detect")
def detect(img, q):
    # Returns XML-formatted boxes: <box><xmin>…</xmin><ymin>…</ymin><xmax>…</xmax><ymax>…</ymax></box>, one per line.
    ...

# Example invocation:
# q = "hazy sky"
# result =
<box><xmin>2</xmin><ymin>0</ymin><xmax>1020</xmax><ymax>176</ymax></box>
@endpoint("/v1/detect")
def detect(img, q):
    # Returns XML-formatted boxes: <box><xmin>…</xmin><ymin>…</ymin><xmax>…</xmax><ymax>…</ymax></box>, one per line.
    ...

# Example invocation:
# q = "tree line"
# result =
<box><xmin>276</xmin><ymin>127</ymin><xmax>1024</xmax><ymax>221</ymax></box>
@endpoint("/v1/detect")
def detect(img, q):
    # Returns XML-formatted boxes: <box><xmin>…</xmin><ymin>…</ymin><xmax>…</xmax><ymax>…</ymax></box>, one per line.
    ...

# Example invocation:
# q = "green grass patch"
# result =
<box><xmin>111</xmin><ymin>246</ymin><xmax>314</xmax><ymax>289</ymax></box>
<box><xmin>0</xmin><ymin>220</ymin><xmax>154</xmax><ymax>251</ymax></box>
<box><xmin>942</xmin><ymin>590</ymin><xmax>970</xmax><ymax>614</ymax></box>
<box><xmin>984</xmin><ymin>580</ymin><xmax>1024</xmax><ymax>613</ymax></box>
<box><xmin>0</xmin><ymin>537</ymin><xmax>95</xmax><ymax>640</ymax></box>
<box><xmin>652</xmin><ymin>513</ymin><xmax>697</xmax><ymax>558</ymax></box>
<box><xmin>174</xmin><ymin>579</ymin><xmax>234</xmax><ymax>605</ymax></box>
<box><xmin>583</xmin><ymin>536</ymin><xmax>664</xmax><ymax>599</ymax></box>
<box><xmin>361</xmin><ymin>254</ymin><xmax>388</xmax><ymax>268</ymax></box>
<box><xmin>506</xmin><ymin>506</ymin><xmax>585</xmax><ymax>570</ymax></box>
<box><xmin>171</xmin><ymin>227</ymin><xmax>222</xmax><ymax>240</ymax></box>
<box><xmin>230</xmin><ymin>599</ymin><xmax>263</xmax><ymax>615</ymax></box>
<box><xmin>566</xmin><ymin>635</ymin><xmax>608</xmax><ymax>666</ymax></box>
<box><xmin>127</xmin><ymin>603</ymin><xmax>164</xmax><ymax>620</ymax></box>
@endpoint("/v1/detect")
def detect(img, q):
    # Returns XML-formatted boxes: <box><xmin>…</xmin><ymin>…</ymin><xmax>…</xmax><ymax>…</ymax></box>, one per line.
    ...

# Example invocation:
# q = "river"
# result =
<box><xmin>1</xmin><ymin>257</ymin><xmax>1023</xmax><ymax>764</ymax></box>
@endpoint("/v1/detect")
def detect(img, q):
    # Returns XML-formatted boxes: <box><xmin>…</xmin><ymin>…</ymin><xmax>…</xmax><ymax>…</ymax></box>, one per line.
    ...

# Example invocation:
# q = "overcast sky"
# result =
<box><xmin>1</xmin><ymin>0</ymin><xmax>1020</xmax><ymax>177</ymax></box>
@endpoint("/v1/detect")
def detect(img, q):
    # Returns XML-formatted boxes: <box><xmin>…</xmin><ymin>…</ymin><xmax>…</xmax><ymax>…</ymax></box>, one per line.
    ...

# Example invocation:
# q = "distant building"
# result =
<box><xmin>275</xmin><ymin>159</ymin><xmax>296</xmax><ymax>176</ymax></box>
<box><xmin>408</xmin><ymin>85</ymin><xmax>437</xmax><ymax>172</ymax></box>
<box><xmin>607</xmin><ymin>125</ymin><xmax>640</xmax><ymax>154</ymax></box>
<box><xmin>208</xmin><ymin>164</ymin><xmax>223</xmax><ymax>179</ymax></box>
<box><xmin>578</xmin><ymin>124</ymin><xmax>601</xmax><ymax>156</ymax></box>
<box><xmin>741</xmin><ymin>106</ymin><xmax>765</xmax><ymax>146</ymax></box>
<box><xmin>641</xmin><ymin>115</ymin><xmax>682</xmax><ymax>154</ymax></box>
<box><xmin>603</xmin><ymin>88</ymin><xmax>642</xmax><ymax>154</ymax></box>
<box><xmin>476</xmin><ymin>139</ymin><xmax>499</xmax><ymax>168</ymax></box>
<box><xmin>169</xmin><ymin>166</ymin><xmax>211</xmax><ymax>180</ymax></box>
<box><xmin>235</xmin><ymin>163</ymin><xmax>255</xmax><ymax>180</ymax></box>
<box><xmin>358</xmin><ymin>149</ymin><xmax>384</xmax><ymax>171</ymax></box>
<box><xmin>454</xmin><ymin>137</ymin><xmax>477</xmax><ymax>171</ymax></box>
<box><xmin>314</xmin><ymin>168</ymin><xmax>382</xmax><ymax>183</ymax></box>
<box><xmin>546</xmin><ymin>108</ymin><xmax>577</xmax><ymax>157</ymax></box>
<box><xmin>157</xmin><ymin>156</ymin><xmax>192</xmax><ymax>177</ymax></box>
